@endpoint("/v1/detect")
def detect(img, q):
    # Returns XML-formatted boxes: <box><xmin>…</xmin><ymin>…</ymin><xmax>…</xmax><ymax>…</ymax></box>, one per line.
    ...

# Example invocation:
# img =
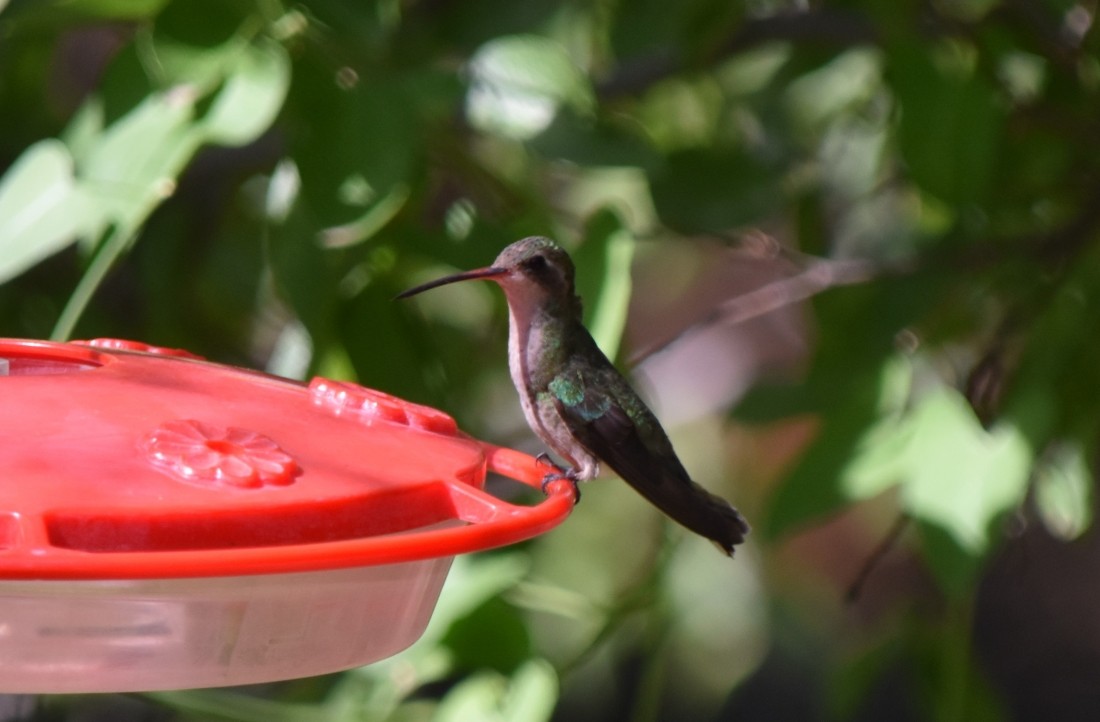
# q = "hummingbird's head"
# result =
<box><xmin>491</xmin><ymin>236</ymin><xmax>575</xmax><ymax>294</ymax></box>
<box><xmin>397</xmin><ymin>236</ymin><xmax>581</xmax><ymax>318</ymax></box>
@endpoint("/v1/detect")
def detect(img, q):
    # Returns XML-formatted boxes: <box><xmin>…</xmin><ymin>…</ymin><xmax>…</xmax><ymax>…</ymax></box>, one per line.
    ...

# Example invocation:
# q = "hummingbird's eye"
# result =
<box><xmin>523</xmin><ymin>254</ymin><xmax>548</xmax><ymax>272</ymax></box>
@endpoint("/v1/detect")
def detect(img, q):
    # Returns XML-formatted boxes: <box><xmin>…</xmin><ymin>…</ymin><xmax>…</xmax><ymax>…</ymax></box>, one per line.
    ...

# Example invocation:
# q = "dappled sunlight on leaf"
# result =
<box><xmin>467</xmin><ymin>34</ymin><xmax>594</xmax><ymax>140</ymax></box>
<box><xmin>897</xmin><ymin>387</ymin><xmax>1032</xmax><ymax>554</ymax></box>
<box><xmin>0</xmin><ymin>140</ymin><xmax>93</xmax><ymax>283</ymax></box>
<box><xmin>1034</xmin><ymin>442</ymin><xmax>1094</xmax><ymax>541</ymax></box>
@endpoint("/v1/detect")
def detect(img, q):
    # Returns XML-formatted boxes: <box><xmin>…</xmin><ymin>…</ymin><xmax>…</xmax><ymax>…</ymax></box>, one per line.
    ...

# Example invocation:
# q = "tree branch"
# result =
<box><xmin>630</xmin><ymin>252</ymin><xmax>905</xmax><ymax>366</ymax></box>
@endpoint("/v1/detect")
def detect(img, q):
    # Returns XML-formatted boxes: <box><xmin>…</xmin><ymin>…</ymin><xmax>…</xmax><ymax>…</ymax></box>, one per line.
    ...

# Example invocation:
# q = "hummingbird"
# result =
<box><xmin>397</xmin><ymin>237</ymin><xmax>749</xmax><ymax>555</ymax></box>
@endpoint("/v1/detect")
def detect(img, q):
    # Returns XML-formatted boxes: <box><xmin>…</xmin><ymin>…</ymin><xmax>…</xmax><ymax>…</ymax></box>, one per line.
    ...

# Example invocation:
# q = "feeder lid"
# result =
<box><xmin>0</xmin><ymin>338</ymin><xmax>574</xmax><ymax>580</ymax></box>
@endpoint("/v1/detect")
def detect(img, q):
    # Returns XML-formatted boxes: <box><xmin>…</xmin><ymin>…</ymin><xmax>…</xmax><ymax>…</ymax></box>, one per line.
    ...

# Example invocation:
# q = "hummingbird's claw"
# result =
<box><xmin>534</xmin><ymin>452</ymin><xmax>565</xmax><ymax>473</ymax></box>
<box><xmin>535</xmin><ymin>453</ymin><xmax>580</xmax><ymax>504</ymax></box>
<box><xmin>541</xmin><ymin>469</ymin><xmax>581</xmax><ymax>505</ymax></box>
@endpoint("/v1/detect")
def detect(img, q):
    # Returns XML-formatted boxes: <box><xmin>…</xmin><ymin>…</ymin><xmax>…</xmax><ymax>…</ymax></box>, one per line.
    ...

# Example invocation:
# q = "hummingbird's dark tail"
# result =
<box><xmin>619</xmin><ymin>471</ymin><xmax>750</xmax><ymax>556</ymax></box>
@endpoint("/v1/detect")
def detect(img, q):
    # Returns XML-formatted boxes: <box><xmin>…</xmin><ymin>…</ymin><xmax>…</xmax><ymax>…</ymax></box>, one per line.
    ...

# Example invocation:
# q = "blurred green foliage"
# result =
<box><xmin>3</xmin><ymin>0</ymin><xmax>1100</xmax><ymax>719</ymax></box>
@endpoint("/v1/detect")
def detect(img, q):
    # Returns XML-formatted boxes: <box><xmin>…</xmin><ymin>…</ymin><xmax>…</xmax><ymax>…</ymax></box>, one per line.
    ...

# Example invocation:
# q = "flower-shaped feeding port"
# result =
<box><xmin>142</xmin><ymin>419</ymin><xmax>298</xmax><ymax>489</ymax></box>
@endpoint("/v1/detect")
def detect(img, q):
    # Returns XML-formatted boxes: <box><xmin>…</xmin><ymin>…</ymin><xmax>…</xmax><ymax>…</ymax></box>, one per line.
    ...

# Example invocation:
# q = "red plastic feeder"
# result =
<box><xmin>0</xmin><ymin>338</ymin><xmax>574</xmax><ymax>692</ymax></box>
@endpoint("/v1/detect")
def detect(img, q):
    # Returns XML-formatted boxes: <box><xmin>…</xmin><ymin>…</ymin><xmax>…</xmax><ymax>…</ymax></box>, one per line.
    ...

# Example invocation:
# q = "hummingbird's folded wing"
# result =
<box><xmin>549</xmin><ymin>368</ymin><xmax>749</xmax><ymax>555</ymax></box>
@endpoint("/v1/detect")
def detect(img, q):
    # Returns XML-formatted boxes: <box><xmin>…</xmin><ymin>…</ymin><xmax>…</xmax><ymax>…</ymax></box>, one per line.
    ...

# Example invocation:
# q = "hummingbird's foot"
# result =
<box><xmin>540</xmin><ymin>469</ymin><xmax>581</xmax><ymax>505</ymax></box>
<box><xmin>535</xmin><ymin>454</ymin><xmax>581</xmax><ymax>504</ymax></box>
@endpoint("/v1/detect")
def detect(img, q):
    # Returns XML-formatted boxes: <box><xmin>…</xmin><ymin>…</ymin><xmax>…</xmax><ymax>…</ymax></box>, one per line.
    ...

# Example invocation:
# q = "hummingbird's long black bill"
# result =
<box><xmin>395</xmin><ymin>267</ymin><xmax>508</xmax><ymax>299</ymax></box>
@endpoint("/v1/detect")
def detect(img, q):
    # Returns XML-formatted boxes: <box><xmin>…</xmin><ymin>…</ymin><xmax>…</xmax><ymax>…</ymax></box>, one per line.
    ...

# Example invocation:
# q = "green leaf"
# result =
<box><xmin>909</xmin><ymin>596</ymin><xmax>1009</xmax><ymax>717</ymax></box>
<box><xmin>732</xmin><ymin>381</ymin><xmax>819</xmax><ymax>423</ymax></box>
<box><xmin>340</xmin><ymin>275</ymin><xmax>450</xmax><ymax>402</ymax></box>
<box><xmin>609</xmin><ymin>0</ymin><xmax>744</xmax><ymax>63</ymax></box>
<box><xmin>79</xmin><ymin>87</ymin><xmax>201</xmax><ymax>229</ymax></box>
<box><xmin>529</xmin><ymin>112</ymin><xmax>660</xmax><ymax>168</ymax></box>
<box><xmin>145</xmin><ymin>690</ymin><xmax>326</xmax><ymax>722</ymax></box>
<box><xmin>840</xmin><ymin>354</ymin><xmax>917</xmax><ymax>499</ymax></box>
<box><xmin>47</xmin><ymin>33</ymin><xmax>289</xmax><ymax>338</ymax></box>
<box><xmin>573</xmin><ymin>208</ymin><xmax>635</xmax><ymax>361</ymax></box>
<box><xmin>288</xmin><ymin>73</ymin><xmax>420</xmax><ymax>227</ymax></box>
<box><xmin>648</xmin><ymin>148</ymin><xmax>783</xmax><ymax>232</ymax></box>
<box><xmin>267</xmin><ymin>194</ymin><xmax>343</xmax><ymax>345</ymax></box>
<box><xmin>842</xmin><ymin>374</ymin><xmax>1034</xmax><ymax>561</ymax></box>
<box><xmin>319</xmin><ymin>184</ymin><xmax>410</xmax><ymax>248</ymax></box>
<box><xmin>764</xmin><ymin>372</ymin><xmax>881</xmax><ymax>538</ymax></box>
<box><xmin>61</xmin><ymin>96</ymin><xmax>106</xmax><ymax>164</ymax></box>
<box><xmin>916</xmin><ymin>521</ymin><xmax>984</xmax><ymax>601</ymax></box>
<box><xmin>897</xmin><ymin>388</ymin><xmax>1032</xmax><ymax>553</ymax></box>
<box><xmin>443</xmin><ymin>597</ymin><xmax>532</xmax><ymax>674</ymax></box>
<box><xmin>829</xmin><ymin>637</ymin><xmax>905</xmax><ymax>720</ymax></box>
<box><xmin>888</xmin><ymin>41</ymin><xmax>1004</xmax><ymax>205</ymax></box>
<box><xmin>434</xmin><ymin>659</ymin><xmax>558</xmax><ymax>722</ymax></box>
<box><xmin>502</xmin><ymin>660</ymin><xmax>559</xmax><ymax>722</ymax></box>
<box><xmin>785</xmin><ymin>48</ymin><xmax>883</xmax><ymax>134</ymax></box>
<box><xmin>466</xmin><ymin>34</ymin><xmax>594</xmax><ymax>140</ymax></box>
<box><xmin>200</xmin><ymin>40</ymin><xmax>291</xmax><ymax>145</ymax></box>
<box><xmin>65</xmin><ymin>0</ymin><xmax>168</xmax><ymax>18</ymax></box>
<box><xmin>1033</xmin><ymin>442</ymin><xmax>1094</xmax><ymax>540</ymax></box>
<box><xmin>0</xmin><ymin>140</ymin><xmax>92</xmax><ymax>284</ymax></box>
<box><xmin>9</xmin><ymin>0</ymin><xmax>168</xmax><ymax>21</ymax></box>
<box><xmin>145</xmin><ymin>36</ymin><xmax>245</xmax><ymax>92</ymax></box>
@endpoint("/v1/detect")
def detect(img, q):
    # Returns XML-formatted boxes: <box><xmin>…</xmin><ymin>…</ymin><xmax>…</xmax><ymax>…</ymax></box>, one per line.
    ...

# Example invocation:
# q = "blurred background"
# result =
<box><xmin>2</xmin><ymin>0</ymin><xmax>1099</xmax><ymax>719</ymax></box>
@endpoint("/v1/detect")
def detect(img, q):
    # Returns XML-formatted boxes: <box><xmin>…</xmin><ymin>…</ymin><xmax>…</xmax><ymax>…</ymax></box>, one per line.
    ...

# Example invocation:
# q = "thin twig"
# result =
<box><xmin>845</xmin><ymin>513</ymin><xmax>910</xmax><ymax>604</ymax></box>
<box><xmin>630</xmin><ymin>255</ymin><xmax>898</xmax><ymax>366</ymax></box>
<box><xmin>51</xmin><ymin>224</ymin><xmax>137</xmax><ymax>342</ymax></box>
